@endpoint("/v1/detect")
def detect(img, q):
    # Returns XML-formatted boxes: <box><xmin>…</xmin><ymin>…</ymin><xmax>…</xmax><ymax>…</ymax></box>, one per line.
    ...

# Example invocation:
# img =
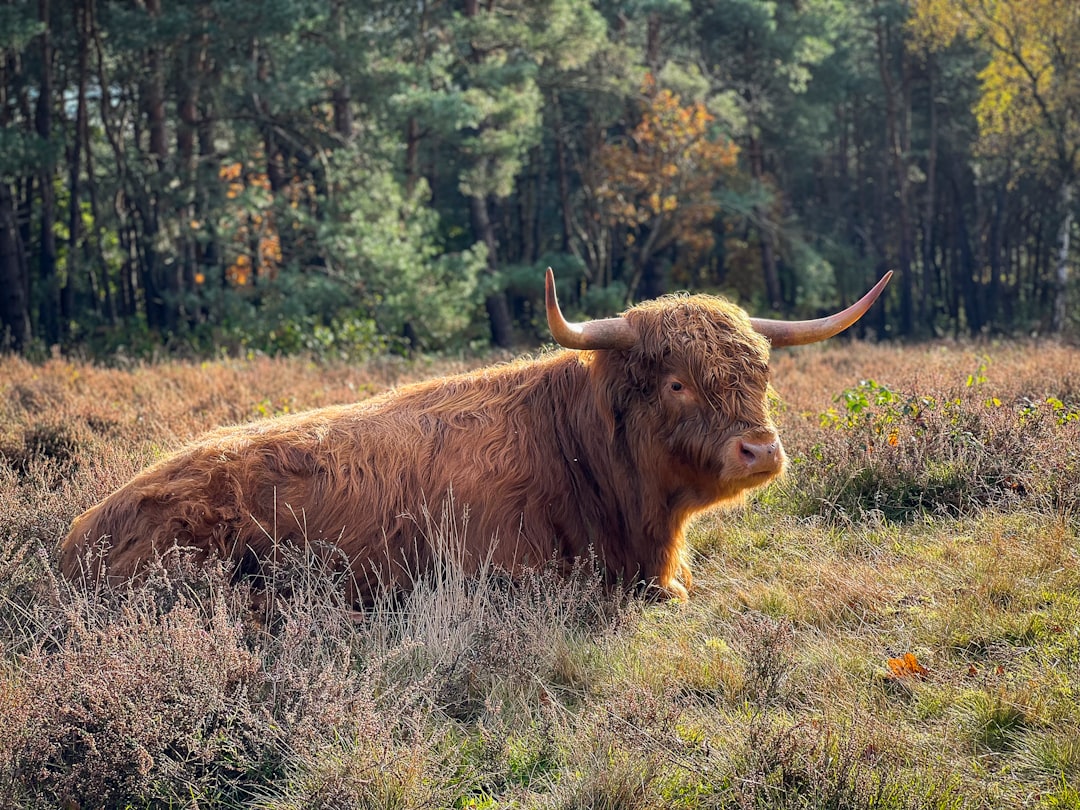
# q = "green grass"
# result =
<box><xmin>1</xmin><ymin>342</ymin><xmax>1078</xmax><ymax>807</ymax></box>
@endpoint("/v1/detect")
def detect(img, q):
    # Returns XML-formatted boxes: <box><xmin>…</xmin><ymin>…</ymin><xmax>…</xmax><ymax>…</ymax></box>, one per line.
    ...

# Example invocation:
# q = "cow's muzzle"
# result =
<box><xmin>736</xmin><ymin>432</ymin><xmax>785</xmax><ymax>476</ymax></box>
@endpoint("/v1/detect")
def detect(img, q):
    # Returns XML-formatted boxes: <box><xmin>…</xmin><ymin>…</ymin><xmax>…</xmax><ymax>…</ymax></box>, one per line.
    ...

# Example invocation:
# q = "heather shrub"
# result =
<box><xmin>712</xmin><ymin>717</ymin><xmax>963</xmax><ymax>810</ymax></box>
<box><xmin>0</xmin><ymin>419</ymin><xmax>92</xmax><ymax>478</ymax></box>
<box><xmin>772</xmin><ymin>356</ymin><xmax>1080</xmax><ymax>521</ymax></box>
<box><xmin>0</xmin><ymin>557</ymin><xmax>360</xmax><ymax>807</ymax></box>
<box><xmin>0</xmin><ymin>534</ymin><xmax>632</xmax><ymax>807</ymax></box>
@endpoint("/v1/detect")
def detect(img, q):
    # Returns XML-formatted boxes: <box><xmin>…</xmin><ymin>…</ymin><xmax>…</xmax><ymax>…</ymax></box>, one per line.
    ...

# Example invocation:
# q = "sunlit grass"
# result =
<box><xmin>0</xmin><ymin>340</ymin><xmax>1078</xmax><ymax>807</ymax></box>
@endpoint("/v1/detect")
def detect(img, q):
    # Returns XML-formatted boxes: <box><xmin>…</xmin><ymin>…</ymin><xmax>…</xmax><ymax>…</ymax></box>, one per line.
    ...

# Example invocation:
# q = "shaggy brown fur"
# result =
<box><xmin>60</xmin><ymin>294</ymin><xmax>784</xmax><ymax>603</ymax></box>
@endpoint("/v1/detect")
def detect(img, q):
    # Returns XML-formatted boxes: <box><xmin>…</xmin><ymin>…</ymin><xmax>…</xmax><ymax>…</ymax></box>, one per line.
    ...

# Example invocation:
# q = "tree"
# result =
<box><xmin>0</xmin><ymin>183</ymin><xmax>31</xmax><ymax>351</ymax></box>
<box><xmin>2</xmin><ymin>0</ymin><xmax>1076</xmax><ymax>357</ymax></box>
<box><xmin>0</xmin><ymin>2</ymin><xmax>41</xmax><ymax>351</ymax></box>
<box><xmin>691</xmin><ymin>0</ymin><xmax>844</xmax><ymax>310</ymax></box>
<box><xmin>910</xmin><ymin>0</ymin><xmax>1080</xmax><ymax>331</ymax></box>
<box><xmin>593</xmin><ymin>76</ymin><xmax>739</xmax><ymax>300</ymax></box>
<box><xmin>454</xmin><ymin>0</ymin><xmax>608</xmax><ymax>345</ymax></box>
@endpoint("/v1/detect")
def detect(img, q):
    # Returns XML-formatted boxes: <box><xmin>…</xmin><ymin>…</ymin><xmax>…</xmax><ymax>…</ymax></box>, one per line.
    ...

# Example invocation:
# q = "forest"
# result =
<box><xmin>1</xmin><ymin>0</ymin><xmax>1078</xmax><ymax>358</ymax></box>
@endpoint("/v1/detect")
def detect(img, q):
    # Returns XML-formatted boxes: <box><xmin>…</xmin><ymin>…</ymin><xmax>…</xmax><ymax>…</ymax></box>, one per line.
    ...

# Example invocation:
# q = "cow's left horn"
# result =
<box><xmin>546</xmin><ymin>268</ymin><xmax>638</xmax><ymax>351</ymax></box>
<box><xmin>750</xmin><ymin>272</ymin><xmax>893</xmax><ymax>347</ymax></box>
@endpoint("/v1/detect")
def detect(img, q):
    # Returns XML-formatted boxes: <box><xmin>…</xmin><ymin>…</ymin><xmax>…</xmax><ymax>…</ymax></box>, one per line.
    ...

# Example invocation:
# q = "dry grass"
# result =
<box><xmin>1</xmin><ymin>340</ymin><xmax>1078</xmax><ymax>808</ymax></box>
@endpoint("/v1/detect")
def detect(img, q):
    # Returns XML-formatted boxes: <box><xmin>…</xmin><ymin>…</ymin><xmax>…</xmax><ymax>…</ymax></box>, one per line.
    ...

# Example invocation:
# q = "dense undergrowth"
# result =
<box><xmin>1</xmin><ymin>340</ymin><xmax>1078</xmax><ymax>808</ymax></box>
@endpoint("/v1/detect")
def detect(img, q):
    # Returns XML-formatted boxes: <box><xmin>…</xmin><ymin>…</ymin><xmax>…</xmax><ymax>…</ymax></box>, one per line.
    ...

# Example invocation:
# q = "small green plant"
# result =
<box><xmin>957</xmin><ymin>688</ymin><xmax>1032</xmax><ymax>752</ymax></box>
<box><xmin>821</xmin><ymin>378</ymin><xmax>906</xmax><ymax>429</ymax></box>
<box><xmin>966</xmin><ymin>357</ymin><xmax>990</xmax><ymax>388</ymax></box>
<box><xmin>1039</xmin><ymin>779</ymin><xmax>1080</xmax><ymax>810</ymax></box>
<box><xmin>1043</xmin><ymin>396</ymin><xmax>1080</xmax><ymax>425</ymax></box>
<box><xmin>788</xmin><ymin>356</ymin><xmax>1080</xmax><ymax>521</ymax></box>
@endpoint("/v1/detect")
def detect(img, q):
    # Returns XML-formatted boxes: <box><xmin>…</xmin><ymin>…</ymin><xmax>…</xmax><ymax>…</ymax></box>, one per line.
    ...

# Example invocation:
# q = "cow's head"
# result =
<box><xmin>545</xmin><ymin>269</ymin><xmax>891</xmax><ymax>505</ymax></box>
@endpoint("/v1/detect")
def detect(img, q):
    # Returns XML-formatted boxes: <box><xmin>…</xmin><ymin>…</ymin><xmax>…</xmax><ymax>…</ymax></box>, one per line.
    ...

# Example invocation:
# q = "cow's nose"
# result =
<box><xmin>737</xmin><ymin>435</ymin><xmax>783</xmax><ymax>474</ymax></box>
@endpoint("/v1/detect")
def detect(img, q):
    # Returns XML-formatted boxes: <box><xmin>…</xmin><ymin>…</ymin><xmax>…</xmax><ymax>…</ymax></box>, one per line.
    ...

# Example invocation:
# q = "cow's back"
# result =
<box><xmin>59</xmin><ymin>354</ymin><xmax>594</xmax><ymax>600</ymax></box>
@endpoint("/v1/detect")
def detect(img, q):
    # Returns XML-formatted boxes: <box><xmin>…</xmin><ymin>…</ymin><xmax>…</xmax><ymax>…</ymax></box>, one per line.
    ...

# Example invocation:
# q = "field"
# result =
<box><xmin>1</xmin><ymin>340</ymin><xmax>1079</xmax><ymax>808</ymax></box>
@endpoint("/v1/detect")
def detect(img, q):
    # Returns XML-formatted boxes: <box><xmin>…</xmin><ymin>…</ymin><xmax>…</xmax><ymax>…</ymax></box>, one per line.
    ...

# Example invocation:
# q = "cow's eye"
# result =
<box><xmin>670</xmin><ymin>381</ymin><xmax>684</xmax><ymax>392</ymax></box>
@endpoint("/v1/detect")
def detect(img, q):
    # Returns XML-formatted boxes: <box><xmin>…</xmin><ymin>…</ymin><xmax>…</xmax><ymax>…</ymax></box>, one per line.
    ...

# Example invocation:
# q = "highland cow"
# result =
<box><xmin>60</xmin><ymin>269</ymin><xmax>891</xmax><ymax>602</ymax></box>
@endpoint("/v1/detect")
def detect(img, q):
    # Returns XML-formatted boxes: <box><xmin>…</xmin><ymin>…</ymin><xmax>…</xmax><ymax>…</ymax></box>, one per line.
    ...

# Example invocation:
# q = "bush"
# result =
<box><xmin>774</xmin><ymin>365</ymin><xmax>1080</xmax><ymax>521</ymax></box>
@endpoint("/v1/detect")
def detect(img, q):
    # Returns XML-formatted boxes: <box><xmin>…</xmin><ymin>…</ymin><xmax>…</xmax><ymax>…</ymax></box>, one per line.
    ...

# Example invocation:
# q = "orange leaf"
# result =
<box><xmin>887</xmin><ymin>652</ymin><xmax>929</xmax><ymax>680</ymax></box>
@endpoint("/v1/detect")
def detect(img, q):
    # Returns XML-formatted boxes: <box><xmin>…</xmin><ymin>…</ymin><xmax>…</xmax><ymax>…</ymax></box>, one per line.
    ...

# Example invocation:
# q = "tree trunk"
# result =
<box><xmin>645</xmin><ymin>12</ymin><xmax>662</xmax><ymax>71</ymax></box>
<box><xmin>139</xmin><ymin>0</ymin><xmax>173</xmax><ymax>330</ymax></box>
<box><xmin>462</xmin><ymin>0</ymin><xmax>514</xmax><ymax>347</ymax></box>
<box><xmin>552</xmin><ymin>94</ymin><xmax>574</xmax><ymax>256</ymax></box>
<box><xmin>197</xmin><ymin>70</ymin><xmax>220</xmax><ymax>298</ymax></box>
<box><xmin>36</xmin><ymin>0</ymin><xmax>61</xmax><ymax>345</ymax></box>
<box><xmin>177</xmin><ymin>64</ymin><xmax>199</xmax><ymax>322</ymax></box>
<box><xmin>748</xmin><ymin>133</ymin><xmax>781</xmax><ymax>309</ymax></box>
<box><xmin>405</xmin><ymin>117</ymin><xmax>421</xmax><ymax>195</ymax></box>
<box><xmin>950</xmin><ymin>172</ymin><xmax>980</xmax><ymax>333</ymax></box>
<box><xmin>253</xmin><ymin>39</ymin><xmax>286</xmax><ymax>197</ymax></box>
<box><xmin>876</xmin><ymin>14</ymin><xmax>914</xmax><ymax>336</ymax></box>
<box><xmin>85</xmin><ymin>0</ymin><xmax>117</xmax><ymax>323</ymax></box>
<box><xmin>471</xmin><ymin>194</ymin><xmax>514</xmax><ymax>347</ymax></box>
<box><xmin>142</xmin><ymin>0</ymin><xmax>167</xmax><ymax>167</ymax></box>
<box><xmin>404</xmin><ymin>0</ymin><xmax>429</xmax><ymax>195</ymax></box>
<box><xmin>331</xmin><ymin>0</ymin><xmax>352</xmax><ymax>140</ymax></box>
<box><xmin>0</xmin><ymin>184</ymin><xmax>31</xmax><ymax>351</ymax></box>
<box><xmin>986</xmin><ymin>178</ymin><xmax>1006</xmax><ymax>328</ymax></box>
<box><xmin>65</xmin><ymin>0</ymin><xmax>92</xmax><ymax>324</ymax></box>
<box><xmin>1051</xmin><ymin>180</ymin><xmax>1073</xmax><ymax>333</ymax></box>
<box><xmin>920</xmin><ymin>55</ymin><xmax>937</xmax><ymax>329</ymax></box>
<box><xmin>518</xmin><ymin>144</ymin><xmax>540</xmax><ymax>264</ymax></box>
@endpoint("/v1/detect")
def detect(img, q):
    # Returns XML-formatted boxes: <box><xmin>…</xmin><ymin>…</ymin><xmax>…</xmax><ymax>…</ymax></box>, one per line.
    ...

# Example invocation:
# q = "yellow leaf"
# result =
<box><xmin>887</xmin><ymin>653</ymin><xmax>929</xmax><ymax>680</ymax></box>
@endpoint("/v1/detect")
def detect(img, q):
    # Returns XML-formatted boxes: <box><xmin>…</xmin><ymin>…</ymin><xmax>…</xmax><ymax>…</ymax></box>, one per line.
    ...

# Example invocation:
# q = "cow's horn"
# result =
<box><xmin>545</xmin><ymin>268</ymin><xmax>638</xmax><ymax>351</ymax></box>
<box><xmin>750</xmin><ymin>272</ymin><xmax>893</xmax><ymax>347</ymax></box>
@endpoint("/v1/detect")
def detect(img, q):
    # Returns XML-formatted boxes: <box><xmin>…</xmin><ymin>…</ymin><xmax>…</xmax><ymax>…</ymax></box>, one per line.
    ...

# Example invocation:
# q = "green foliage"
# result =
<box><xmin>0</xmin><ymin>5</ymin><xmax>42</xmax><ymax>51</ymax></box>
<box><xmin>581</xmin><ymin>281</ymin><xmax>631</xmax><ymax>318</ymax></box>
<box><xmin>820</xmin><ymin>378</ymin><xmax>921</xmax><ymax>430</ymax></box>
<box><xmin>458</xmin><ymin>81</ymin><xmax>545</xmax><ymax>200</ymax></box>
<box><xmin>307</xmin><ymin>147</ymin><xmax>488</xmax><ymax>348</ymax></box>
<box><xmin>0</xmin><ymin>130</ymin><xmax>51</xmax><ymax>179</ymax></box>
<box><xmin>1041</xmin><ymin>396</ymin><xmax>1080</xmax><ymax>425</ymax></box>
<box><xmin>2</xmin><ymin>0</ymin><xmax>1079</xmax><ymax>358</ymax></box>
<box><xmin>448</xmin><ymin>0</ymin><xmax>609</xmax><ymax>203</ymax></box>
<box><xmin>1041</xmin><ymin>783</ymin><xmax>1080</xmax><ymax>810</ymax></box>
<box><xmin>237</xmin><ymin>311</ymin><xmax>387</xmax><ymax>362</ymax></box>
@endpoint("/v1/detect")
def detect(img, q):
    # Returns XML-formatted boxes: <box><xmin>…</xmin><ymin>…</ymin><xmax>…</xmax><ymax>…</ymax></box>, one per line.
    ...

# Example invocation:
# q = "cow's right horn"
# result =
<box><xmin>545</xmin><ymin>268</ymin><xmax>638</xmax><ymax>351</ymax></box>
<box><xmin>750</xmin><ymin>272</ymin><xmax>893</xmax><ymax>347</ymax></box>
